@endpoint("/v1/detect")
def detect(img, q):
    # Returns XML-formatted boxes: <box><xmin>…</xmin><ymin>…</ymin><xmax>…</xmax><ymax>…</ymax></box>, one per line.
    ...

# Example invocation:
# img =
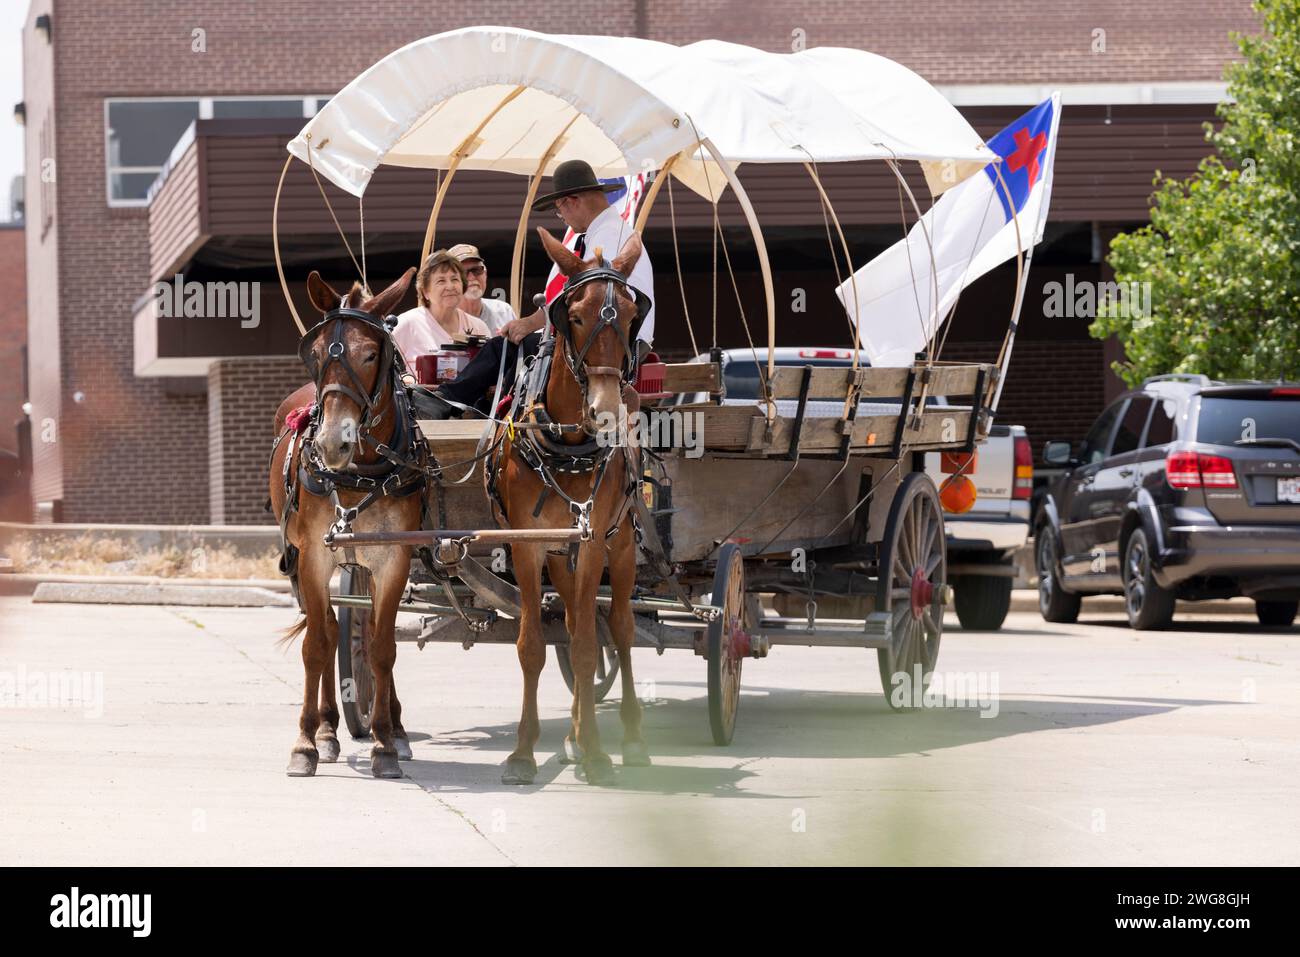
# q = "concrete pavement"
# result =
<box><xmin>1</xmin><ymin>595</ymin><xmax>1297</xmax><ymax>866</ymax></box>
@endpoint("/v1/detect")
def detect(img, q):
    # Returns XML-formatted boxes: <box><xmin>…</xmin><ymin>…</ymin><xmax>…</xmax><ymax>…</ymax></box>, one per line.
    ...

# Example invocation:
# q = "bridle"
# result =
<box><xmin>547</xmin><ymin>263</ymin><xmax>650</xmax><ymax>391</ymax></box>
<box><xmin>297</xmin><ymin>305</ymin><xmax>402</xmax><ymax>443</ymax></box>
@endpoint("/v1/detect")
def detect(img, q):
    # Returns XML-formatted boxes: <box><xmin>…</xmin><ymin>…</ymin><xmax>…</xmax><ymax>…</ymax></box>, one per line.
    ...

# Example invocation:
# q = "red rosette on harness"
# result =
<box><xmin>285</xmin><ymin>404</ymin><xmax>315</xmax><ymax>434</ymax></box>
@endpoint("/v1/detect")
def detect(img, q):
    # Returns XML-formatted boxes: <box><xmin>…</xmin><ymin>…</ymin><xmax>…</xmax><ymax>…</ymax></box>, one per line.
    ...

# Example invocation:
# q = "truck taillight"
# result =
<box><xmin>1012</xmin><ymin>435</ymin><xmax>1033</xmax><ymax>500</ymax></box>
<box><xmin>798</xmin><ymin>349</ymin><xmax>852</xmax><ymax>359</ymax></box>
<box><xmin>1166</xmin><ymin>450</ymin><xmax>1238</xmax><ymax>489</ymax></box>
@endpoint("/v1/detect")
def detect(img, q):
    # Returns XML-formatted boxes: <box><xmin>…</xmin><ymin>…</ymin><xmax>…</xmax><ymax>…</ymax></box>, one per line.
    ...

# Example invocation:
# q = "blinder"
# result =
<box><xmin>548</xmin><ymin>265</ymin><xmax>650</xmax><ymax>383</ymax></box>
<box><xmin>297</xmin><ymin>306</ymin><xmax>403</xmax><ymax>430</ymax></box>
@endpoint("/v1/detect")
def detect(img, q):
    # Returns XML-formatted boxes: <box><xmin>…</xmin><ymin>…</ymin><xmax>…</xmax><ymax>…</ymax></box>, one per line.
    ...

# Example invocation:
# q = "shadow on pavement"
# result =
<box><xmin>391</xmin><ymin>683</ymin><xmax>1235</xmax><ymax>796</ymax></box>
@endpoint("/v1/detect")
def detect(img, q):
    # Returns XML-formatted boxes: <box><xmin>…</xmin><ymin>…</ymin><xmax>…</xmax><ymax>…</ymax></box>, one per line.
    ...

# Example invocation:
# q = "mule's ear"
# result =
<box><xmin>306</xmin><ymin>271</ymin><xmax>342</xmax><ymax>314</ymax></box>
<box><xmin>362</xmin><ymin>267</ymin><xmax>416</xmax><ymax>319</ymax></box>
<box><xmin>537</xmin><ymin>227</ymin><xmax>586</xmax><ymax>277</ymax></box>
<box><xmin>611</xmin><ymin>232</ymin><xmax>643</xmax><ymax>278</ymax></box>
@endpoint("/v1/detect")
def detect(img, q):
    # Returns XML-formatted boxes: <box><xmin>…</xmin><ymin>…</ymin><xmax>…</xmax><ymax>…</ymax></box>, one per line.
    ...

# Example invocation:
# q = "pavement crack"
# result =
<box><xmin>401</xmin><ymin>776</ymin><xmax>517</xmax><ymax>865</ymax></box>
<box><xmin>165</xmin><ymin>608</ymin><xmax>297</xmax><ymax>692</ymax></box>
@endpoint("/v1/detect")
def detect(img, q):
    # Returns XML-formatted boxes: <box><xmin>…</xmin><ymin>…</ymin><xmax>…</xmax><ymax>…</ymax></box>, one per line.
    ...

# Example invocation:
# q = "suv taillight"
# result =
<box><xmin>1166</xmin><ymin>450</ymin><xmax>1238</xmax><ymax>489</ymax></box>
<box><xmin>1198</xmin><ymin>454</ymin><xmax>1238</xmax><ymax>487</ymax></box>
<box><xmin>1012</xmin><ymin>435</ymin><xmax>1033</xmax><ymax>500</ymax></box>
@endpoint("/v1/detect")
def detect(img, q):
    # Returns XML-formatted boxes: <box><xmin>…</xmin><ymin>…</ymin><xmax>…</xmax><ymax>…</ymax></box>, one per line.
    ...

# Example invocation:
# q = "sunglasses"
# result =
<box><xmin>464</xmin><ymin>264</ymin><xmax>486</xmax><ymax>277</ymax></box>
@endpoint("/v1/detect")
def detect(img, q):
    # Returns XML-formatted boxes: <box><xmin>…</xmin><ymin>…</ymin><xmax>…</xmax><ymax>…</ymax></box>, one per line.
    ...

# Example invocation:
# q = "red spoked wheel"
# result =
<box><xmin>876</xmin><ymin>472</ymin><xmax>947</xmax><ymax>711</ymax></box>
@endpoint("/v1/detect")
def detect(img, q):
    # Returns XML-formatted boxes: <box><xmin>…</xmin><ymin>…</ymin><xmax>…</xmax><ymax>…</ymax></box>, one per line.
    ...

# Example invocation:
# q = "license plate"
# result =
<box><xmin>1279</xmin><ymin>477</ymin><xmax>1300</xmax><ymax>503</ymax></box>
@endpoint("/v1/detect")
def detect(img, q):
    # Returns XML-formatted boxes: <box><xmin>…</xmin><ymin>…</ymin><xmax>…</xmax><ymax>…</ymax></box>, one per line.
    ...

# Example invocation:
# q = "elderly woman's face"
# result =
<box><xmin>424</xmin><ymin>265</ymin><xmax>464</xmax><ymax>309</ymax></box>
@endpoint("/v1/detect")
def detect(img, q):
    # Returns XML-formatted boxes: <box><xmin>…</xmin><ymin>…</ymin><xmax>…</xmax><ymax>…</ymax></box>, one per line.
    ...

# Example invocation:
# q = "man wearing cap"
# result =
<box><xmin>414</xmin><ymin>159</ymin><xmax>654</xmax><ymax>419</ymax></box>
<box><xmin>447</xmin><ymin>243</ymin><xmax>517</xmax><ymax>336</ymax></box>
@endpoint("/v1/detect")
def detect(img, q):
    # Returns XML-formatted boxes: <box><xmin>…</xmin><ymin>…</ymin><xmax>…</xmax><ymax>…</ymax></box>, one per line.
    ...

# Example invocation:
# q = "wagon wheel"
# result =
<box><xmin>336</xmin><ymin>565</ymin><xmax>376</xmax><ymax>739</ymax></box>
<box><xmin>707</xmin><ymin>543</ymin><xmax>747</xmax><ymax>745</ymax></box>
<box><xmin>876</xmin><ymin>472</ymin><xmax>947</xmax><ymax>710</ymax></box>
<box><xmin>555</xmin><ymin>610</ymin><xmax>620</xmax><ymax>702</ymax></box>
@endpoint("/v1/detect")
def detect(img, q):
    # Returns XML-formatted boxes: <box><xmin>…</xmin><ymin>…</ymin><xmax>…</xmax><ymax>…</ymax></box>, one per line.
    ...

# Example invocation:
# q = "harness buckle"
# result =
<box><xmin>572</xmin><ymin>499</ymin><xmax>594</xmax><ymax>542</ymax></box>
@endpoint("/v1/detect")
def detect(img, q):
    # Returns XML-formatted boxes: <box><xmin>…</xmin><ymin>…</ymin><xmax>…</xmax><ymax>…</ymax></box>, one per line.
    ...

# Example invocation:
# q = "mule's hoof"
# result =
<box><xmin>286</xmin><ymin>751</ymin><xmax>318</xmax><ymax>777</ymax></box>
<box><xmin>371</xmin><ymin>750</ymin><xmax>402</xmax><ymax>779</ymax></box>
<box><xmin>622</xmin><ymin>741</ymin><xmax>651</xmax><ymax>767</ymax></box>
<box><xmin>577</xmin><ymin>756</ymin><xmax>617</xmax><ymax>787</ymax></box>
<box><xmin>394</xmin><ymin>735</ymin><xmax>413</xmax><ymax>762</ymax></box>
<box><xmin>316</xmin><ymin>736</ymin><xmax>341</xmax><ymax>764</ymax></box>
<box><xmin>558</xmin><ymin>735</ymin><xmax>583</xmax><ymax>766</ymax></box>
<box><xmin>501</xmin><ymin>756</ymin><xmax>538</xmax><ymax>785</ymax></box>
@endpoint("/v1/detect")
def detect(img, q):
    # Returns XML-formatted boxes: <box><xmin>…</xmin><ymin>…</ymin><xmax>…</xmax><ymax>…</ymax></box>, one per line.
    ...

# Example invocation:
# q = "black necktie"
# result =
<box><xmin>574</xmin><ymin>233</ymin><xmax>586</xmax><ymax>258</ymax></box>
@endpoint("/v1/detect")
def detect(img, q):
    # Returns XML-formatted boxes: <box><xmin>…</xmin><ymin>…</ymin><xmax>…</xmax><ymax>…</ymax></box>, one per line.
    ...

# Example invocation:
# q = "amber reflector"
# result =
<box><xmin>939</xmin><ymin>474</ymin><xmax>977</xmax><ymax>513</ymax></box>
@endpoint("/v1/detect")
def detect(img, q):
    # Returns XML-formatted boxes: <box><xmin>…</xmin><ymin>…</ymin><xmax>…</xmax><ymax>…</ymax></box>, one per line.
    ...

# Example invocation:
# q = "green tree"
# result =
<box><xmin>1094</xmin><ymin>0</ymin><xmax>1300</xmax><ymax>385</ymax></box>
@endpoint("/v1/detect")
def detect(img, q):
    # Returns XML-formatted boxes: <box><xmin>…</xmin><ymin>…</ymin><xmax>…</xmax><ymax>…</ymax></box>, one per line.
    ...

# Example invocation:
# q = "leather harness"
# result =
<box><xmin>486</xmin><ymin>263</ymin><xmax>649</xmax><ymax>568</ymax></box>
<box><xmin>271</xmin><ymin>304</ymin><xmax>436</xmax><ymax>596</ymax></box>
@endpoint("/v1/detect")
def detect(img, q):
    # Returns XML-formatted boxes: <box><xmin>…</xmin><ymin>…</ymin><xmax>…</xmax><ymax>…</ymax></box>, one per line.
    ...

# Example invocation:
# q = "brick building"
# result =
<box><xmin>0</xmin><ymin>223</ymin><xmax>27</xmax><ymax>521</ymax></box>
<box><xmin>20</xmin><ymin>0</ymin><xmax>1261</xmax><ymax>523</ymax></box>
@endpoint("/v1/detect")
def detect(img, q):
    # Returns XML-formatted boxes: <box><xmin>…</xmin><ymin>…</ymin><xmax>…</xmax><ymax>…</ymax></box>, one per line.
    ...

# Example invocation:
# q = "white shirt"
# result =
<box><xmin>545</xmin><ymin>203</ymin><xmax>655</xmax><ymax>344</ymax></box>
<box><xmin>466</xmin><ymin>295</ymin><xmax>516</xmax><ymax>335</ymax></box>
<box><xmin>390</xmin><ymin>306</ymin><xmax>489</xmax><ymax>364</ymax></box>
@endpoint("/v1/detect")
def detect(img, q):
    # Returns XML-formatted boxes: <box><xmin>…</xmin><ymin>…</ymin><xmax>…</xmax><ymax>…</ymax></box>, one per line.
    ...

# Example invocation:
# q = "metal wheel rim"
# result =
<box><xmin>1125</xmin><ymin>536</ymin><xmax>1147</xmax><ymax>617</ymax></box>
<box><xmin>1038</xmin><ymin>532</ymin><xmax>1058</xmax><ymax>615</ymax></box>
<box><xmin>879</xmin><ymin>476</ymin><xmax>945</xmax><ymax>705</ymax></box>
<box><xmin>707</xmin><ymin>544</ymin><xmax>745</xmax><ymax>743</ymax></box>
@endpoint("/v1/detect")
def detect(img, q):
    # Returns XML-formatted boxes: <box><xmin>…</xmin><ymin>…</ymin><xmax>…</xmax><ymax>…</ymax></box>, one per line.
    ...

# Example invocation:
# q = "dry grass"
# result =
<box><xmin>3</xmin><ymin>533</ymin><xmax>281</xmax><ymax>580</ymax></box>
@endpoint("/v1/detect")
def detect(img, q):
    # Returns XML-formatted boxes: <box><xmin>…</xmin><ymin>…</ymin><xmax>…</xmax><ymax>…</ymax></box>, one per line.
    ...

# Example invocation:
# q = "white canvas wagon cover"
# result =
<box><xmin>287</xmin><ymin>26</ymin><xmax>996</xmax><ymax>201</ymax></box>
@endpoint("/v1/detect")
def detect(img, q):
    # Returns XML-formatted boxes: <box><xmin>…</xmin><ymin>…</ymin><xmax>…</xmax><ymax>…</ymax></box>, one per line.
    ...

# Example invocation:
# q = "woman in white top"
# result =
<box><xmin>390</xmin><ymin>250</ymin><xmax>490</xmax><ymax>364</ymax></box>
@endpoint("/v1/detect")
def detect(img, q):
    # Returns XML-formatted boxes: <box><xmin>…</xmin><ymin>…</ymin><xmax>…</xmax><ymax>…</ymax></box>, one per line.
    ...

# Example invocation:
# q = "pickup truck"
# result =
<box><xmin>675</xmin><ymin>347</ymin><xmax>1032</xmax><ymax>630</ymax></box>
<box><xmin>924</xmin><ymin>423</ymin><xmax>1032</xmax><ymax>629</ymax></box>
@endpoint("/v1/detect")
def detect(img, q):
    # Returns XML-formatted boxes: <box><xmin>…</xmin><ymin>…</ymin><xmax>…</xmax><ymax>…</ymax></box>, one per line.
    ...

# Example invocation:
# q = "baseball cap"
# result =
<box><xmin>447</xmin><ymin>243</ymin><xmax>484</xmax><ymax>264</ymax></box>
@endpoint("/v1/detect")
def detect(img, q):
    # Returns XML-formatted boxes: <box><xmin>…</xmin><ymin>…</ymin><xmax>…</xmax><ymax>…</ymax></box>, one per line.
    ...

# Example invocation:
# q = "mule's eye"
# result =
<box><xmin>364</xmin><ymin>352</ymin><xmax>378</xmax><ymax>364</ymax></box>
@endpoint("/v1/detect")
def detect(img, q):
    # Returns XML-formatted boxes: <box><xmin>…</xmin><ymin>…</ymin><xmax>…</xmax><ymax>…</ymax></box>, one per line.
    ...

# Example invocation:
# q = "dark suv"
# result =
<box><xmin>1035</xmin><ymin>374</ymin><xmax>1300</xmax><ymax>630</ymax></box>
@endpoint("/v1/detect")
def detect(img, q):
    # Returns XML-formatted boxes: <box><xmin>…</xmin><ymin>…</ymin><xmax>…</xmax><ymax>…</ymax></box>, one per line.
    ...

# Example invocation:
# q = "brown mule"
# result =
<box><xmin>269</xmin><ymin>268</ymin><xmax>423</xmax><ymax>779</ymax></box>
<box><xmin>491</xmin><ymin>228</ymin><xmax>651</xmax><ymax>786</ymax></box>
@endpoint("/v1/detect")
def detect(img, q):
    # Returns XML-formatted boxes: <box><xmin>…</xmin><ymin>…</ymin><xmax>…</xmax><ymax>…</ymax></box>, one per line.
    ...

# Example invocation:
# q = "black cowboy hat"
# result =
<box><xmin>530</xmin><ymin>159</ymin><xmax>621</xmax><ymax>212</ymax></box>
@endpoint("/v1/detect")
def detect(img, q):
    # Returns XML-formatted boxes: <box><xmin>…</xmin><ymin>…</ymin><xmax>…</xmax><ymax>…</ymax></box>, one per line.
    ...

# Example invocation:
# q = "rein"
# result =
<box><xmin>490</xmin><ymin>265</ymin><xmax>647</xmax><ymax>560</ymax></box>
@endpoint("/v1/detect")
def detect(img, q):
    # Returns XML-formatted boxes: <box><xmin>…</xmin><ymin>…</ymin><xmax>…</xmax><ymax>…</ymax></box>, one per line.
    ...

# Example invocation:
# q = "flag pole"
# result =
<box><xmin>990</xmin><ymin>159</ymin><xmax>1029</xmax><ymax>419</ymax></box>
<box><xmin>990</xmin><ymin>93</ymin><xmax>1061</xmax><ymax>418</ymax></box>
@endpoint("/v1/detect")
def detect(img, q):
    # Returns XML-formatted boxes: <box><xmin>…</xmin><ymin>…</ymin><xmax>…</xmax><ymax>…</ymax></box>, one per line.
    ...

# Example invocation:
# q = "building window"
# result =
<box><xmin>105</xmin><ymin>96</ymin><xmax>324</xmax><ymax>206</ymax></box>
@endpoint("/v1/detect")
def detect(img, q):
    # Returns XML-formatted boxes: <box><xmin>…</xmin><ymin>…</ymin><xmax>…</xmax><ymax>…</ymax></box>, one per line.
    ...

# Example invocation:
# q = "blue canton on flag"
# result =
<box><xmin>983</xmin><ymin>98</ymin><xmax>1055</xmax><ymax>223</ymax></box>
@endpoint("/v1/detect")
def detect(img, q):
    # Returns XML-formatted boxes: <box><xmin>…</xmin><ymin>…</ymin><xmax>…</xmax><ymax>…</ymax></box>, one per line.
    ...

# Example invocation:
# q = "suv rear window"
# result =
<box><xmin>1196</xmin><ymin>396</ymin><xmax>1300</xmax><ymax>445</ymax></box>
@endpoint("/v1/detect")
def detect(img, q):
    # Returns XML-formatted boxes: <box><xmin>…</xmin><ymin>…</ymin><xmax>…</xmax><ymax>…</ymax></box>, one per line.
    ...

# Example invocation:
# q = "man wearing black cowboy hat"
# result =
<box><xmin>413</xmin><ymin>159</ymin><xmax>654</xmax><ymax>419</ymax></box>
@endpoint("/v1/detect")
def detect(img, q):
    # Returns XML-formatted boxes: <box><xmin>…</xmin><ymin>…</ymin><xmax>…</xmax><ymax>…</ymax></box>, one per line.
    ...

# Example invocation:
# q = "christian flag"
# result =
<box><xmin>542</xmin><ymin>172</ymin><xmax>650</xmax><ymax>307</ymax></box>
<box><xmin>835</xmin><ymin>94</ymin><xmax>1062</xmax><ymax>367</ymax></box>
